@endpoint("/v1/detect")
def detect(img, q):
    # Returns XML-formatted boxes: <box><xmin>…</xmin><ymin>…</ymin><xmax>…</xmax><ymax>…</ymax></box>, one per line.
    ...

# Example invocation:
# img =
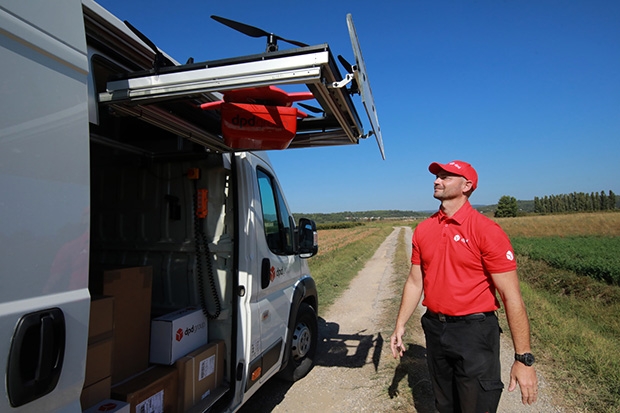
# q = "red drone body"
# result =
<box><xmin>200</xmin><ymin>85</ymin><xmax>314</xmax><ymax>150</ymax></box>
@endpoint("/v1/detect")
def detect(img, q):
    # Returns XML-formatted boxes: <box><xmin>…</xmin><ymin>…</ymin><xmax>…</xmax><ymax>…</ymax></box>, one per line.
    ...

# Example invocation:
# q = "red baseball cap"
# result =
<box><xmin>429</xmin><ymin>160</ymin><xmax>478</xmax><ymax>190</ymax></box>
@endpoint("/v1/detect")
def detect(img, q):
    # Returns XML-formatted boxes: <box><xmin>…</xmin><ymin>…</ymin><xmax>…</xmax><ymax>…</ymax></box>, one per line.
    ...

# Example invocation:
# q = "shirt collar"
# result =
<box><xmin>435</xmin><ymin>201</ymin><xmax>473</xmax><ymax>225</ymax></box>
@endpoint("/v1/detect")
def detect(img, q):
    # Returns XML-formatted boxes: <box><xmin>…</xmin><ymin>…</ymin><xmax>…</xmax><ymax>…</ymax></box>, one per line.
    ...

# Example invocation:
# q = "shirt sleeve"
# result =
<box><xmin>479</xmin><ymin>221</ymin><xmax>517</xmax><ymax>273</ymax></box>
<box><xmin>411</xmin><ymin>229</ymin><xmax>421</xmax><ymax>265</ymax></box>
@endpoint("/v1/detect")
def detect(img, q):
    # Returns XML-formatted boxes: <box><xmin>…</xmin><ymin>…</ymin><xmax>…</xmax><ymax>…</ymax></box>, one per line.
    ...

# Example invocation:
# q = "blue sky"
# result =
<box><xmin>96</xmin><ymin>0</ymin><xmax>620</xmax><ymax>213</ymax></box>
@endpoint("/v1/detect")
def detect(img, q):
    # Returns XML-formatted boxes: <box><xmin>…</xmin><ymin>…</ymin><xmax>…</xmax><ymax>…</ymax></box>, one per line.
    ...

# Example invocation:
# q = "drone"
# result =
<box><xmin>197</xmin><ymin>16</ymin><xmax>365</xmax><ymax>150</ymax></box>
<box><xmin>125</xmin><ymin>15</ymin><xmax>359</xmax><ymax>150</ymax></box>
<box><xmin>117</xmin><ymin>13</ymin><xmax>383</xmax><ymax>157</ymax></box>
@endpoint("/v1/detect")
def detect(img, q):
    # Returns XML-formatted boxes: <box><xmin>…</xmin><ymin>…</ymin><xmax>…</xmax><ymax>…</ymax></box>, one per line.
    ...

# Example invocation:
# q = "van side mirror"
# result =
<box><xmin>297</xmin><ymin>218</ymin><xmax>318</xmax><ymax>258</ymax></box>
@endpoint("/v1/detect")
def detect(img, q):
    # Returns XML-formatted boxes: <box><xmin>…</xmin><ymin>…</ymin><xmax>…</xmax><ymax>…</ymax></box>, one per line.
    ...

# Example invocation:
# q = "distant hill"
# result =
<box><xmin>295</xmin><ymin>210</ymin><xmax>430</xmax><ymax>224</ymax></box>
<box><xmin>296</xmin><ymin>200</ymin><xmax>538</xmax><ymax>223</ymax></box>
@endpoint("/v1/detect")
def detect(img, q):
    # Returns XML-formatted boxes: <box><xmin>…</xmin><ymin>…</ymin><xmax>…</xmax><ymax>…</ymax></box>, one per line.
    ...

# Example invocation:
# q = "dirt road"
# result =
<box><xmin>240</xmin><ymin>226</ymin><xmax>562</xmax><ymax>412</ymax></box>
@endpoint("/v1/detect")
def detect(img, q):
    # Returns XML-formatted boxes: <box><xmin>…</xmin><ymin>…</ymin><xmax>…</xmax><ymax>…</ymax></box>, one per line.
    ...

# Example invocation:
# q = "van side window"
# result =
<box><xmin>257</xmin><ymin>169</ymin><xmax>295</xmax><ymax>255</ymax></box>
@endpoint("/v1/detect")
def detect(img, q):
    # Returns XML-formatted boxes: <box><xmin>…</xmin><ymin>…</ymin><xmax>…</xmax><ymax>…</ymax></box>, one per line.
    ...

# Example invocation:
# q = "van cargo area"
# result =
<box><xmin>89</xmin><ymin>134</ymin><xmax>234</xmax><ymax>320</ymax></box>
<box><xmin>88</xmin><ymin>93</ymin><xmax>236</xmax><ymax>409</ymax></box>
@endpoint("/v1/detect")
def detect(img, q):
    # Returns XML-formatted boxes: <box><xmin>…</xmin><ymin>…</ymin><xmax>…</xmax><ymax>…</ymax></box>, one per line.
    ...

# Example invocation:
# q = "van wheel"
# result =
<box><xmin>279</xmin><ymin>303</ymin><xmax>317</xmax><ymax>382</ymax></box>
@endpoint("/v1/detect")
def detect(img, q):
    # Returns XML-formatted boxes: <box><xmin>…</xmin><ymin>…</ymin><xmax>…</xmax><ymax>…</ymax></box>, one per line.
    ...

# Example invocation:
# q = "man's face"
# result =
<box><xmin>433</xmin><ymin>171</ymin><xmax>468</xmax><ymax>201</ymax></box>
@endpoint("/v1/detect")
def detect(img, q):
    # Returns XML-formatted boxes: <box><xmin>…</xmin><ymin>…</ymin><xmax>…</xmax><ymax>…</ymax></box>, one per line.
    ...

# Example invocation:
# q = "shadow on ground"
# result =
<box><xmin>238</xmin><ymin>317</ymin><xmax>380</xmax><ymax>412</ymax></box>
<box><xmin>238</xmin><ymin>317</ymin><xmax>436</xmax><ymax>412</ymax></box>
<box><xmin>315</xmin><ymin>317</ymin><xmax>383</xmax><ymax>370</ymax></box>
<box><xmin>389</xmin><ymin>343</ymin><xmax>436</xmax><ymax>413</ymax></box>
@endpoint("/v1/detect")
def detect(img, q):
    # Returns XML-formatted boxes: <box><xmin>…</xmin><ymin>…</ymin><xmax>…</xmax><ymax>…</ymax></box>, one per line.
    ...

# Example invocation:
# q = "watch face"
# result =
<box><xmin>517</xmin><ymin>353</ymin><xmax>535</xmax><ymax>366</ymax></box>
<box><xmin>524</xmin><ymin>353</ymin><xmax>535</xmax><ymax>366</ymax></box>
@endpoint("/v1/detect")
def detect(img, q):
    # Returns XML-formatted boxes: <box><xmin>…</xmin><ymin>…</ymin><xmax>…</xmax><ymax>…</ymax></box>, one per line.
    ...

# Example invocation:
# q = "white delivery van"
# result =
<box><xmin>0</xmin><ymin>1</ymin><xmax>384</xmax><ymax>412</ymax></box>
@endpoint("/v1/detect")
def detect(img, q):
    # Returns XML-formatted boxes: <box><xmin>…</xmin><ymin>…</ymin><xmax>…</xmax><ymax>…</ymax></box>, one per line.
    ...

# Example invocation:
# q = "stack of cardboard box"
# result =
<box><xmin>82</xmin><ymin>266</ymin><xmax>225</xmax><ymax>413</ymax></box>
<box><xmin>81</xmin><ymin>295</ymin><xmax>114</xmax><ymax>409</ymax></box>
<box><xmin>102</xmin><ymin>266</ymin><xmax>153</xmax><ymax>384</ymax></box>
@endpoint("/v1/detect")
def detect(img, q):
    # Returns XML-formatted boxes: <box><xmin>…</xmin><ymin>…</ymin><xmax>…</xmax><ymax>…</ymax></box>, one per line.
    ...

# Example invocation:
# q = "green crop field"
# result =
<box><xmin>498</xmin><ymin>212</ymin><xmax>620</xmax><ymax>412</ymax></box>
<box><xmin>511</xmin><ymin>236</ymin><xmax>620</xmax><ymax>285</ymax></box>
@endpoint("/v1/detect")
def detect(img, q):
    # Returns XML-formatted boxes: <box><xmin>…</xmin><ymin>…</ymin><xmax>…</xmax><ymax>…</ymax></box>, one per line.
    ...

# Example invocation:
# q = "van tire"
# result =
<box><xmin>278</xmin><ymin>302</ymin><xmax>318</xmax><ymax>382</ymax></box>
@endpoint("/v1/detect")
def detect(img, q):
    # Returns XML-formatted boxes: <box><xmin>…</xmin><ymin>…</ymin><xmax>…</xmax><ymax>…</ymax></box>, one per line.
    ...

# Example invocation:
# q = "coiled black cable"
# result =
<box><xmin>193</xmin><ymin>186</ymin><xmax>221</xmax><ymax>320</ymax></box>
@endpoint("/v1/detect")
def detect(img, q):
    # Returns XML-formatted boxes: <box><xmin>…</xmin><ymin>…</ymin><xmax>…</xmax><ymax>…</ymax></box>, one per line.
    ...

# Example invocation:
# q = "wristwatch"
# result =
<box><xmin>515</xmin><ymin>352</ymin><xmax>535</xmax><ymax>366</ymax></box>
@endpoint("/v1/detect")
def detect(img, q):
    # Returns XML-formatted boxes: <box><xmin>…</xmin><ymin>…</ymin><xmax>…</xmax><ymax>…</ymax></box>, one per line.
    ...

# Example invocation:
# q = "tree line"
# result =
<box><xmin>494</xmin><ymin>191</ymin><xmax>618</xmax><ymax>218</ymax></box>
<box><xmin>534</xmin><ymin>190</ymin><xmax>617</xmax><ymax>214</ymax></box>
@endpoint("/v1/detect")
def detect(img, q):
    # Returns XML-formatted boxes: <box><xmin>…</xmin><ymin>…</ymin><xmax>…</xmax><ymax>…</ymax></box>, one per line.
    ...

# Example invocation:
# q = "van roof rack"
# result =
<box><xmin>97</xmin><ymin>13</ymin><xmax>384</xmax><ymax>158</ymax></box>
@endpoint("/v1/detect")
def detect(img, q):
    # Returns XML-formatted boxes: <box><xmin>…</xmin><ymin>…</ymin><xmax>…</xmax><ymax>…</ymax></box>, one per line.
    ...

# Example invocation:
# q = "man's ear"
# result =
<box><xmin>462</xmin><ymin>179</ymin><xmax>474</xmax><ymax>194</ymax></box>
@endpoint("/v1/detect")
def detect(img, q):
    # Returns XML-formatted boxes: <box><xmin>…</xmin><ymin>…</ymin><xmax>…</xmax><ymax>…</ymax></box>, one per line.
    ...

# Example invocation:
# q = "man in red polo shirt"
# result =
<box><xmin>390</xmin><ymin>160</ymin><xmax>538</xmax><ymax>413</ymax></box>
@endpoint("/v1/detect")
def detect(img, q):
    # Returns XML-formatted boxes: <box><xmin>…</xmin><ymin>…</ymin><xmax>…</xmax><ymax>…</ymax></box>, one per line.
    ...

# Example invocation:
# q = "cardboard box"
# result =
<box><xmin>175</xmin><ymin>340</ymin><xmax>225</xmax><ymax>412</ymax></box>
<box><xmin>111</xmin><ymin>366</ymin><xmax>178</xmax><ymax>413</ymax></box>
<box><xmin>81</xmin><ymin>376</ymin><xmax>111</xmax><ymax>410</ymax></box>
<box><xmin>83</xmin><ymin>399</ymin><xmax>130</xmax><ymax>413</ymax></box>
<box><xmin>102</xmin><ymin>266</ymin><xmax>152</xmax><ymax>384</ymax></box>
<box><xmin>85</xmin><ymin>296</ymin><xmax>115</xmax><ymax>388</ymax></box>
<box><xmin>150</xmin><ymin>307</ymin><xmax>208</xmax><ymax>365</ymax></box>
<box><xmin>84</xmin><ymin>338</ymin><xmax>113</xmax><ymax>388</ymax></box>
<box><xmin>88</xmin><ymin>296</ymin><xmax>114</xmax><ymax>342</ymax></box>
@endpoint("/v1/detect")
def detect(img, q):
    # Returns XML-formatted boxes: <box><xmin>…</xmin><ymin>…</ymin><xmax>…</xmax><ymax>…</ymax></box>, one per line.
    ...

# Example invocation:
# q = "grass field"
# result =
<box><xmin>496</xmin><ymin>212</ymin><xmax>620</xmax><ymax>412</ymax></box>
<box><xmin>310</xmin><ymin>212</ymin><xmax>620</xmax><ymax>412</ymax></box>
<box><xmin>494</xmin><ymin>211</ymin><xmax>620</xmax><ymax>237</ymax></box>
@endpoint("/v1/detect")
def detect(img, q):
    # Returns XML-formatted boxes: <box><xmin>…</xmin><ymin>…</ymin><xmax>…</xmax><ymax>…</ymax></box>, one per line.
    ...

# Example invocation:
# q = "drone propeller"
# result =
<box><xmin>124</xmin><ymin>20</ymin><xmax>172</xmax><ymax>73</ymax></box>
<box><xmin>211</xmin><ymin>15</ymin><xmax>308</xmax><ymax>53</ymax></box>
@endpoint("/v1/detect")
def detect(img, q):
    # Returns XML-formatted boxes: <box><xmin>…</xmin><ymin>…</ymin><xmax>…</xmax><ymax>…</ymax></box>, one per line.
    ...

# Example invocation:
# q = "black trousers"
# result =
<box><xmin>421</xmin><ymin>311</ymin><xmax>504</xmax><ymax>413</ymax></box>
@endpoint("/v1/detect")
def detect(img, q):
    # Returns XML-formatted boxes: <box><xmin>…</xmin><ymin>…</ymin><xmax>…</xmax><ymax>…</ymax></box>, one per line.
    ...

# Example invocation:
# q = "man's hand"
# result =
<box><xmin>390</xmin><ymin>328</ymin><xmax>405</xmax><ymax>358</ymax></box>
<box><xmin>390</xmin><ymin>265</ymin><xmax>424</xmax><ymax>359</ymax></box>
<box><xmin>508</xmin><ymin>361</ymin><xmax>538</xmax><ymax>405</ymax></box>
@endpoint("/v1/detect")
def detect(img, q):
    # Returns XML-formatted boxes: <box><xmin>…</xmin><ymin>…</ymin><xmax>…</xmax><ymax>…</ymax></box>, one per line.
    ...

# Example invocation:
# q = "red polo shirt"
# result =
<box><xmin>411</xmin><ymin>201</ymin><xmax>517</xmax><ymax>316</ymax></box>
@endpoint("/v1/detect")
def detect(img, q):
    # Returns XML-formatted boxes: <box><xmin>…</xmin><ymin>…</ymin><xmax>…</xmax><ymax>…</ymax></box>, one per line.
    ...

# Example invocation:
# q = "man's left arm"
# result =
<box><xmin>491</xmin><ymin>270</ymin><xmax>539</xmax><ymax>405</ymax></box>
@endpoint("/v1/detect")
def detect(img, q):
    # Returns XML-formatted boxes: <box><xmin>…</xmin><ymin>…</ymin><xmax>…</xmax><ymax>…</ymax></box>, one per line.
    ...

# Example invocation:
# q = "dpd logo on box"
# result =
<box><xmin>176</xmin><ymin>321</ymin><xmax>206</xmax><ymax>342</ymax></box>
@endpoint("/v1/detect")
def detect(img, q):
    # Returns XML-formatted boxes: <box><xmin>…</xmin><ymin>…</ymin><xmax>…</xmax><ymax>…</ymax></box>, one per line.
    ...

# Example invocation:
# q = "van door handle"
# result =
<box><xmin>35</xmin><ymin>315</ymin><xmax>55</xmax><ymax>382</ymax></box>
<box><xmin>7</xmin><ymin>308</ymin><xmax>66</xmax><ymax>407</ymax></box>
<box><xmin>261</xmin><ymin>258</ymin><xmax>271</xmax><ymax>289</ymax></box>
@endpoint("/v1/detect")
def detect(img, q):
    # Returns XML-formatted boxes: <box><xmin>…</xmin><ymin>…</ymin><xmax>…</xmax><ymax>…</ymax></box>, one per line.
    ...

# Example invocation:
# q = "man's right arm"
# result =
<box><xmin>390</xmin><ymin>263</ymin><xmax>424</xmax><ymax>358</ymax></box>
